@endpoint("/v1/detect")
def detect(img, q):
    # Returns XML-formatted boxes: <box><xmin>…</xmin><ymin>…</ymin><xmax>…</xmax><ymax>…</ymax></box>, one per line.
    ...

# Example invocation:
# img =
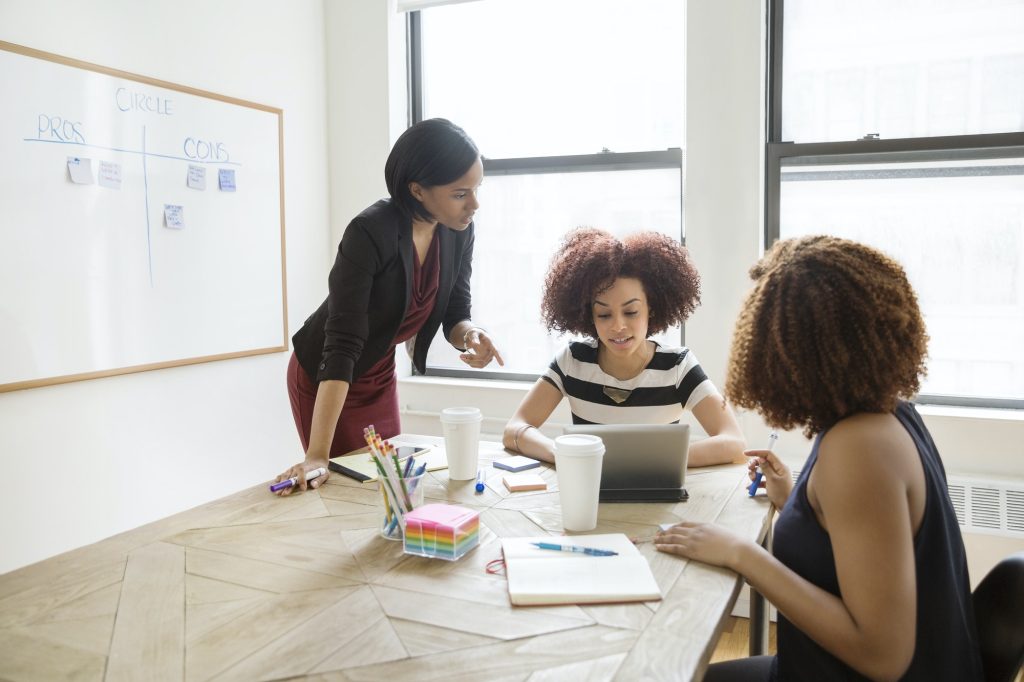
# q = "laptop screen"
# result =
<box><xmin>562</xmin><ymin>423</ymin><xmax>690</xmax><ymax>493</ymax></box>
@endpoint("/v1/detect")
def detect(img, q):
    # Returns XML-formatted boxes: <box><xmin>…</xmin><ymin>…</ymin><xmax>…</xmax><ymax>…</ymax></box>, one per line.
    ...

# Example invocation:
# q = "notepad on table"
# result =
<box><xmin>493</xmin><ymin>455</ymin><xmax>542</xmax><ymax>472</ymax></box>
<box><xmin>501</xmin><ymin>533</ymin><xmax>662</xmax><ymax>606</ymax></box>
<box><xmin>329</xmin><ymin>444</ymin><xmax>444</xmax><ymax>482</ymax></box>
<box><xmin>503</xmin><ymin>472</ymin><xmax>547</xmax><ymax>492</ymax></box>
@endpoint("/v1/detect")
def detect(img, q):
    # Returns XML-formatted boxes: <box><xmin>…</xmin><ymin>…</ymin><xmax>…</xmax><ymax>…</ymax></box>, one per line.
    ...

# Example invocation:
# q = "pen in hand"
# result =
<box><xmin>531</xmin><ymin>542</ymin><xmax>618</xmax><ymax>556</ymax></box>
<box><xmin>270</xmin><ymin>467</ymin><xmax>326</xmax><ymax>493</ymax></box>
<box><xmin>748</xmin><ymin>432</ymin><xmax>778</xmax><ymax>496</ymax></box>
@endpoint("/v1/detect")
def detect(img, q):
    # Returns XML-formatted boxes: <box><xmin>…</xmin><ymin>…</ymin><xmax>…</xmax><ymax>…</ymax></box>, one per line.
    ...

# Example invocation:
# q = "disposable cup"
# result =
<box><xmin>554</xmin><ymin>434</ymin><xmax>605</xmax><ymax>531</ymax></box>
<box><xmin>379</xmin><ymin>472</ymin><xmax>426</xmax><ymax>541</ymax></box>
<box><xmin>440</xmin><ymin>407</ymin><xmax>482</xmax><ymax>481</ymax></box>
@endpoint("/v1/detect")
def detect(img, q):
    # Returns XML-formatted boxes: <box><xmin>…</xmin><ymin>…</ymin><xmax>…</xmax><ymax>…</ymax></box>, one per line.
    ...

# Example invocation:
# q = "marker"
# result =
<box><xmin>748</xmin><ymin>432</ymin><xmax>778</xmax><ymax>496</ymax></box>
<box><xmin>531</xmin><ymin>542</ymin><xmax>618</xmax><ymax>557</ymax></box>
<box><xmin>475</xmin><ymin>468</ymin><xmax>485</xmax><ymax>494</ymax></box>
<box><xmin>270</xmin><ymin>467</ymin><xmax>327</xmax><ymax>493</ymax></box>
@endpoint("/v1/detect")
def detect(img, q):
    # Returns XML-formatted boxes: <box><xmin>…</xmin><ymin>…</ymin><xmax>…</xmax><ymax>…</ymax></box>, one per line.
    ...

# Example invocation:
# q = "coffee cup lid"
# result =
<box><xmin>440</xmin><ymin>406</ymin><xmax>482</xmax><ymax>423</ymax></box>
<box><xmin>554</xmin><ymin>434</ymin><xmax>605</xmax><ymax>456</ymax></box>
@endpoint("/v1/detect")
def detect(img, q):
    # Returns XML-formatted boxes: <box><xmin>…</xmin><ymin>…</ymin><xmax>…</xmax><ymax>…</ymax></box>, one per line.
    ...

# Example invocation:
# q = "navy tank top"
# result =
<box><xmin>771</xmin><ymin>402</ymin><xmax>983</xmax><ymax>681</ymax></box>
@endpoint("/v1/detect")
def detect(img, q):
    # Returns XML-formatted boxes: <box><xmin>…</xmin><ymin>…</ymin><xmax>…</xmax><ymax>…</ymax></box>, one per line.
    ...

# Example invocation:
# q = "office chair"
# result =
<box><xmin>973</xmin><ymin>551</ymin><xmax>1024</xmax><ymax>682</ymax></box>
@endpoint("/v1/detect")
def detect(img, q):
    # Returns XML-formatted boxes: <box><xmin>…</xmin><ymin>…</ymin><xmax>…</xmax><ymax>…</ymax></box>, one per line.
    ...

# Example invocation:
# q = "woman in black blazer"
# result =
<box><xmin>275</xmin><ymin>119</ymin><xmax>503</xmax><ymax>494</ymax></box>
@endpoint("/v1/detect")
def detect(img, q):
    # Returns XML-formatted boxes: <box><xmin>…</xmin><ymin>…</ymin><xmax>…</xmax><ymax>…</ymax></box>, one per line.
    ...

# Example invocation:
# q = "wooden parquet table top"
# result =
<box><xmin>0</xmin><ymin>435</ymin><xmax>772</xmax><ymax>681</ymax></box>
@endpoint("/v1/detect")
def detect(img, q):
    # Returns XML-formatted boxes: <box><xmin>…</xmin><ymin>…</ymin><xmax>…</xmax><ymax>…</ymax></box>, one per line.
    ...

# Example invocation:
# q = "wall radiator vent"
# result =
<box><xmin>790</xmin><ymin>471</ymin><xmax>1024</xmax><ymax>538</ymax></box>
<box><xmin>948</xmin><ymin>477</ymin><xmax>1024</xmax><ymax>538</ymax></box>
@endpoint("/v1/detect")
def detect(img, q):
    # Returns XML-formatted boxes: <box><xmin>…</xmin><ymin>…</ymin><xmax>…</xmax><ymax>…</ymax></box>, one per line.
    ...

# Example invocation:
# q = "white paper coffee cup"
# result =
<box><xmin>554</xmin><ymin>434</ymin><xmax>605</xmax><ymax>531</ymax></box>
<box><xmin>440</xmin><ymin>406</ymin><xmax>483</xmax><ymax>480</ymax></box>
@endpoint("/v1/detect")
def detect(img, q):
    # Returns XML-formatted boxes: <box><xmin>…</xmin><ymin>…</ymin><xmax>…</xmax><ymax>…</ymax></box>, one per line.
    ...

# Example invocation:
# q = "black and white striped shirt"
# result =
<box><xmin>542</xmin><ymin>340</ymin><xmax>718</xmax><ymax>425</ymax></box>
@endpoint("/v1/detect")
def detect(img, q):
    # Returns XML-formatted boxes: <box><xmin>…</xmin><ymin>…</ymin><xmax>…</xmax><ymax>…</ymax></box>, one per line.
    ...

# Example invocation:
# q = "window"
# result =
<box><xmin>406</xmin><ymin>0</ymin><xmax>686</xmax><ymax>380</ymax></box>
<box><xmin>767</xmin><ymin>0</ymin><xmax>1024</xmax><ymax>408</ymax></box>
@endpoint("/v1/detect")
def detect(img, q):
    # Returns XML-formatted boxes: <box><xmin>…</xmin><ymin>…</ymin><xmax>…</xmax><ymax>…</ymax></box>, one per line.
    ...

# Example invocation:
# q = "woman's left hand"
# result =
<box><xmin>460</xmin><ymin>329</ymin><xmax>505</xmax><ymax>369</ymax></box>
<box><xmin>654</xmin><ymin>522</ymin><xmax>751</xmax><ymax>570</ymax></box>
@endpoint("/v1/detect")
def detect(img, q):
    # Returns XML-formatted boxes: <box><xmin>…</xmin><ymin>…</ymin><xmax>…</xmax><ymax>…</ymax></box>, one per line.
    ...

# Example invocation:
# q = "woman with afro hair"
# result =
<box><xmin>502</xmin><ymin>228</ymin><xmax>745</xmax><ymax>467</ymax></box>
<box><xmin>655</xmin><ymin>236</ymin><xmax>982</xmax><ymax>681</ymax></box>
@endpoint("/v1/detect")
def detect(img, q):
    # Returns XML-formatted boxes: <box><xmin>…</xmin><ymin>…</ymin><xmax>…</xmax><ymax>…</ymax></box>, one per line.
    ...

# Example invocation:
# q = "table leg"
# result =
<box><xmin>749</xmin><ymin>521</ymin><xmax>772</xmax><ymax>655</ymax></box>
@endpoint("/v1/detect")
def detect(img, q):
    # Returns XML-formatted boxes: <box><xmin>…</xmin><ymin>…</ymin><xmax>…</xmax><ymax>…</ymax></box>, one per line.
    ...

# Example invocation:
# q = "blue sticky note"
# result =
<box><xmin>218</xmin><ymin>168</ymin><xmax>236</xmax><ymax>192</ymax></box>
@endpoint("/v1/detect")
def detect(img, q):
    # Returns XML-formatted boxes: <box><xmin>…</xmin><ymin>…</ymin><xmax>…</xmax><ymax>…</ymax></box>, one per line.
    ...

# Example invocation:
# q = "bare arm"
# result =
<box><xmin>273</xmin><ymin>379</ymin><xmax>349</xmax><ymax>495</ymax></box>
<box><xmin>502</xmin><ymin>379</ymin><xmax>563</xmax><ymax>463</ymax></box>
<box><xmin>687</xmin><ymin>394</ymin><xmax>746</xmax><ymax>467</ymax></box>
<box><xmin>448</xmin><ymin>321</ymin><xmax>504</xmax><ymax>369</ymax></box>
<box><xmin>657</xmin><ymin>416</ymin><xmax>921</xmax><ymax>680</ymax></box>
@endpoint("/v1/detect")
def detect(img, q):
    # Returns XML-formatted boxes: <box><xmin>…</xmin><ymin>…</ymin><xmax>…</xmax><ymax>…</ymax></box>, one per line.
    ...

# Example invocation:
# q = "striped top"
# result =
<box><xmin>542</xmin><ymin>340</ymin><xmax>718</xmax><ymax>425</ymax></box>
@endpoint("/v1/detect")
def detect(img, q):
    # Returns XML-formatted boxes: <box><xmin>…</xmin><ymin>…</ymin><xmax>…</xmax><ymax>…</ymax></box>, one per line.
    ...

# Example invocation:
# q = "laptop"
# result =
<box><xmin>562</xmin><ymin>423</ymin><xmax>690</xmax><ymax>502</ymax></box>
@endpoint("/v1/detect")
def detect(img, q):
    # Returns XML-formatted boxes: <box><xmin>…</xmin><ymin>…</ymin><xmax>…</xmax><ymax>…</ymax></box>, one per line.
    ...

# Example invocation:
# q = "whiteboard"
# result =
<box><xmin>0</xmin><ymin>41</ymin><xmax>287</xmax><ymax>392</ymax></box>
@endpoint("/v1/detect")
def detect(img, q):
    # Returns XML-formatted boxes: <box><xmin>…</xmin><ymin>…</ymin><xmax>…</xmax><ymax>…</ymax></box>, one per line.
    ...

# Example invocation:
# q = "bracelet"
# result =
<box><xmin>513</xmin><ymin>424</ymin><xmax>536</xmax><ymax>453</ymax></box>
<box><xmin>462</xmin><ymin>326</ymin><xmax>485</xmax><ymax>350</ymax></box>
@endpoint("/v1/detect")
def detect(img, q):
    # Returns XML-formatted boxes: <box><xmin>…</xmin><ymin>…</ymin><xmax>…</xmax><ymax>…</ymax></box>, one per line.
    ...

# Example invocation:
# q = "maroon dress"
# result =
<box><xmin>287</xmin><ymin>231</ymin><xmax>441</xmax><ymax>457</ymax></box>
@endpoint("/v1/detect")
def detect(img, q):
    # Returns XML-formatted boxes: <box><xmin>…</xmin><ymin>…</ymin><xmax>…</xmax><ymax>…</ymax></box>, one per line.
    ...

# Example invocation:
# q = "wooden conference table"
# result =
<box><xmin>0</xmin><ymin>435</ymin><xmax>773</xmax><ymax>682</ymax></box>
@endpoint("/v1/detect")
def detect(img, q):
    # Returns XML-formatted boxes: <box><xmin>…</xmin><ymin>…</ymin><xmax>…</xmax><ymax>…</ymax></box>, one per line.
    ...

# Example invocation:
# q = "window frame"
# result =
<box><xmin>765</xmin><ymin>0</ymin><xmax>1024</xmax><ymax>410</ymax></box>
<box><xmin>407</xmin><ymin>9</ymin><xmax>686</xmax><ymax>381</ymax></box>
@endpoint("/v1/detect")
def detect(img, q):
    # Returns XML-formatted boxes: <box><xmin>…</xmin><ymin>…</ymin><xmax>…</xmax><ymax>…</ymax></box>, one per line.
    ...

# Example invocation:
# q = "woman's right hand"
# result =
<box><xmin>747</xmin><ymin>448</ymin><xmax>792</xmax><ymax>510</ymax></box>
<box><xmin>273</xmin><ymin>457</ymin><xmax>330</xmax><ymax>496</ymax></box>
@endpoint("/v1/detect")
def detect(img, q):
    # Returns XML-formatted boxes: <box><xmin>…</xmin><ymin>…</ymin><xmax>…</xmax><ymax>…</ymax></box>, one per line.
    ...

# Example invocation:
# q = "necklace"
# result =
<box><xmin>603</xmin><ymin>386</ymin><xmax>633</xmax><ymax>404</ymax></box>
<box><xmin>600</xmin><ymin>341</ymin><xmax>654</xmax><ymax>404</ymax></box>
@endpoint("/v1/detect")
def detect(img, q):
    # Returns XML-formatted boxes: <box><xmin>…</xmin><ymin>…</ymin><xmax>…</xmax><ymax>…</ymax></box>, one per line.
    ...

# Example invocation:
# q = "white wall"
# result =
<box><xmin>0</xmin><ymin>0</ymin><xmax>333</xmax><ymax>574</ymax></box>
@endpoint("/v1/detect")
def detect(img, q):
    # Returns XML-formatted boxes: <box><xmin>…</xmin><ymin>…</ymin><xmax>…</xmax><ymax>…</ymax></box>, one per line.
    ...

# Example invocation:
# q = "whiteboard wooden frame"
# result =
<box><xmin>0</xmin><ymin>41</ymin><xmax>288</xmax><ymax>393</ymax></box>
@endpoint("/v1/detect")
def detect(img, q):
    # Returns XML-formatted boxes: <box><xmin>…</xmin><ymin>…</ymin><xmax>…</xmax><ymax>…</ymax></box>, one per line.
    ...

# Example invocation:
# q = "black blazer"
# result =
<box><xmin>292</xmin><ymin>199</ymin><xmax>474</xmax><ymax>384</ymax></box>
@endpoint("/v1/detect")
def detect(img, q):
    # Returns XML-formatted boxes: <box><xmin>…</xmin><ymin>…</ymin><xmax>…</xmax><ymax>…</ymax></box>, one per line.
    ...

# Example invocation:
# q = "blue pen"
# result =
<box><xmin>403</xmin><ymin>456</ymin><xmax>415</xmax><ymax>478</ymax></box>
<box><xmin>530</xmin><ymin>542</ymin><xmax>618</xmax><ymax>557</ymax></box>
<box><xmin>406</xmin><ymin>462</ymin><xmax>429</xmax><ymax>497</ymax></box>
<box><xmin>475</xmin><ymin>468</ymin><xmax>485</xmax><ymax>494</ymax></box>
<box><xmin>748</xmin><ymin>431</ymin><xmax>778</xmax><ymax>496</ymax></box>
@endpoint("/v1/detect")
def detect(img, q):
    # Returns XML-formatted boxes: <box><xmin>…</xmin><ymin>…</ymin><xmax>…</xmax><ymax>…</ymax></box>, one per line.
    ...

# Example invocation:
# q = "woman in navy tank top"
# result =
<box><xmin>656</xmin><ymin>236</ymin><xmax>983</xmax><ymax>681</ymax></box>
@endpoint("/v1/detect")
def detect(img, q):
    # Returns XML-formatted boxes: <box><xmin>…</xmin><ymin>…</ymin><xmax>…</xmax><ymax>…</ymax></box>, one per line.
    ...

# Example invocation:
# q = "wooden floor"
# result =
<box><xmin>710</xmin><ymin>617</ymin><xmax>777</xmax><ymax>664</ymax></box>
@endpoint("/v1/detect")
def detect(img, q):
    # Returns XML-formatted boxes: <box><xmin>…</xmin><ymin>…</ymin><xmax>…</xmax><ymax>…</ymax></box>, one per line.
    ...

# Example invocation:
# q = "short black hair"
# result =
<box><xmin>384</xmin><ymin>118</ymin><xmax>479</xmax><ymax>222</ymax></box>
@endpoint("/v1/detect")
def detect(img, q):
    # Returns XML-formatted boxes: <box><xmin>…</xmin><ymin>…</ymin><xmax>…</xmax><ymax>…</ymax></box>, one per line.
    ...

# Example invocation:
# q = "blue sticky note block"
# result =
<box><xmin>218</xmin><ymin>168</ymin><xmax>236</xmax><ymax>192</ymax></box>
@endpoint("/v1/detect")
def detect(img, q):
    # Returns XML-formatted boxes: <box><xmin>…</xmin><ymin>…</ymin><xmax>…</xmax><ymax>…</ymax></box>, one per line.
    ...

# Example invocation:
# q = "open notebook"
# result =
<box><xmin>501</xmin><ymin>533</ymin><xmax>662</xmax><ymax>606</ymax></box>
<box><xmin>328</xmin><ymin>442</ymin><xmax>446</xmax><ymax>482</ymax></box>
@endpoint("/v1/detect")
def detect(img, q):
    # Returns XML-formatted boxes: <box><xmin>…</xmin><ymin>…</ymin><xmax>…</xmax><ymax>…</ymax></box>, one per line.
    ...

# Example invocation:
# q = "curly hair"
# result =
<box><xmin>541</xmin><ymin>228</ymin><xmax>701</xmax><ymax>338</ymax></box>
<box><xmin>726</xmin><ymin>235</ymin><xmax>929</xmax><ymax>437</ymax></box>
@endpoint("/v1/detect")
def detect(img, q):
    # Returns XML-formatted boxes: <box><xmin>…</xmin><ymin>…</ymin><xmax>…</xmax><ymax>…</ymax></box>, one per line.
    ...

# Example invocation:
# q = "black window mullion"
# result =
<box><xmin>406</xmin><ymin>11</ymin><xmax>423</xmax><ymax>126</ymax></box>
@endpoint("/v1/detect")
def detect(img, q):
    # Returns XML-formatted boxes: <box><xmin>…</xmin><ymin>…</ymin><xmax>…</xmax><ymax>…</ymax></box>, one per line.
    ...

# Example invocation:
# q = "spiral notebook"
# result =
<box><xmin>501</xmin><ymin>533</ymin><xmax>662</xmax><ymax>606</ymax></box>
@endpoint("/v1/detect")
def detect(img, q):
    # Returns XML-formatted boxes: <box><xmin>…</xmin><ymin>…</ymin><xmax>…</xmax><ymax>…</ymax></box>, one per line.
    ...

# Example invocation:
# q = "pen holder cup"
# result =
<box><xmin>379</xmin><ymin>473</ymin><xmax>426</xmax><ymax>541</ymax></box>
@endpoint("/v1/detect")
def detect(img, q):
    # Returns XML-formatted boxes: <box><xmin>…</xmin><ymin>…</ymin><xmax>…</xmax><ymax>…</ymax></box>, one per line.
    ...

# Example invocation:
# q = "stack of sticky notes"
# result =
<box><xmin>503</xmin><ymin>472</ymin><xmax>547</xmax><ymax>492</ymax></box>
<box><xmin>493</xmin><ymin>455</ymin><xmax>542</xmax><ymax>472</ymax></box>
<box><xmin>403</xmin><ymin>503</ymin><xmax>480</xmax><ymax>561</ymax></box>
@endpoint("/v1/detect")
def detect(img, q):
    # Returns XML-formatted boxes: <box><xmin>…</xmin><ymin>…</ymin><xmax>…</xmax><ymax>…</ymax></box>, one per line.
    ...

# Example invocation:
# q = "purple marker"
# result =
<box><xmin>270</xmin><ymin>467</ymin><xmax>326</xmax><ymax>493</ymax></box>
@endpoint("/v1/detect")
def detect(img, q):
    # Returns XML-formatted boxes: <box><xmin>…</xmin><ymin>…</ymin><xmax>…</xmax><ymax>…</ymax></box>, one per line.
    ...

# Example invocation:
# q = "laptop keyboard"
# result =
<box><xmin>599</xmin><ymin>488</ymin><xmax>689</xmax><ymax>502</ymax></box>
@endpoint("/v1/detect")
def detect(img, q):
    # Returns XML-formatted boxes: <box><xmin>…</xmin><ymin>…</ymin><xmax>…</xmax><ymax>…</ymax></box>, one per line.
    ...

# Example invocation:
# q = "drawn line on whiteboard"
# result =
<box><xmin>142</xmin><ymin>125</ymin><xmax>153</xmax><ymax>288</ymax></box>
<box><xmin>21</xmin><ymin>138</ymin><xmax>242</xmax><ymax>166</ymax></box>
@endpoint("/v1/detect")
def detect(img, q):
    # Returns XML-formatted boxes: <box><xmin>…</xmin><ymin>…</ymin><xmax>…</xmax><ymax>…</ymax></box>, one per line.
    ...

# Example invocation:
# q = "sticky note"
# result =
<box><xmin>494</xmin><ymin>455</ymin><xmax>542</xmax><ymax>473</ymax></box>
<box><xmin>187</xmin><ymin>165</ymin><xmax>206</xmax><ymax>190</ymax></box>
<box><xmin>218</xmin><ymin>168</ymin><xmax>236</xmax><ymax>192</ymax></box>
<box><xmin>164</xmin><ymin>204</ymin><xmax>184</xmax><ymax>229</ymax></box>
<box><xmin>98</xmin><ymin>161</ymin><xmax>122</xmax><ymax>190</ymax></box>
<box><xmin>67</xmin><ymin>157</ymin><xmax>94</xmax><ymax>184</ymax></box>
<box><xmin>503</xmin><ymin>472</ymin><xmax>547</xmax><ymax>492</ymax></box>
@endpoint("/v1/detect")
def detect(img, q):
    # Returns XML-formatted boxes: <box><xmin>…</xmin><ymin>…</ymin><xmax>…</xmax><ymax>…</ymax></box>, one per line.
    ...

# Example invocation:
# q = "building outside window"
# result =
<box><xmin>767</xmin><ymin>0</ymin><xmax>1024</xmax><ymax>408</ymax></box>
